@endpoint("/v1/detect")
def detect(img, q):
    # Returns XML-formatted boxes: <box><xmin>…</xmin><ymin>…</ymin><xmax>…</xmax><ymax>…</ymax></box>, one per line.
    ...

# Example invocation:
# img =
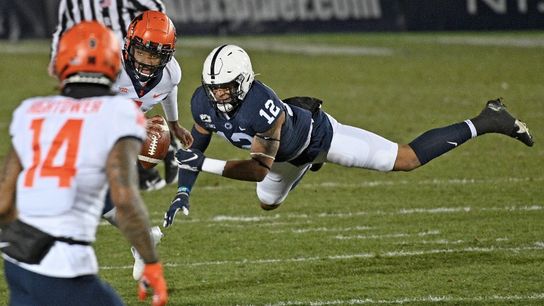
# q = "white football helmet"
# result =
<box><xmin>202</xmin><ymin>44</ymin><xmax>255</xmax><ymax>113</ymax></box>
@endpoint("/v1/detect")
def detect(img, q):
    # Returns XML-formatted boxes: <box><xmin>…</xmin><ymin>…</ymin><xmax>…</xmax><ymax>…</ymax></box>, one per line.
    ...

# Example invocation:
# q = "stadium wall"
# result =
<box><xmin>1</xmin><ymin>0</ymin><xmax>543</xmax><ymax>39</ymax></box>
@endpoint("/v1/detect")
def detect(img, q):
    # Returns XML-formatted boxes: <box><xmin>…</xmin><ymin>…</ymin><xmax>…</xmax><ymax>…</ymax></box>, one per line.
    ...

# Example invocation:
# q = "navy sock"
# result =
<box><xmin>409</xmin><ymin>122</ymin><xmax>472</xmax><ymax>165</ymax></box>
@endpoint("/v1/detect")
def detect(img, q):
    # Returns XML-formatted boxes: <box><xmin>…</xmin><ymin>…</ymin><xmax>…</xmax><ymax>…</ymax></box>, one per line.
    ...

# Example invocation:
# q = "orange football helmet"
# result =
<box><xmin>54</xmin><ymin>21</ymin><xmax>121</xmax><ymax>85</ymax></box>
<box><xmin>123</xmin><ymin>11</ymin><xmax>176</xmax><ymax>82</ymax></box>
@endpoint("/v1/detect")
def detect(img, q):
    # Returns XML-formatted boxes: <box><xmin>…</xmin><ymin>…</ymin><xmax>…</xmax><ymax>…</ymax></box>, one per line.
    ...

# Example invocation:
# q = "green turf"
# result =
<box><xmin>0</xmin><ymin>32</ymin><xmax>543</xmax><ymax>305</ymax></box>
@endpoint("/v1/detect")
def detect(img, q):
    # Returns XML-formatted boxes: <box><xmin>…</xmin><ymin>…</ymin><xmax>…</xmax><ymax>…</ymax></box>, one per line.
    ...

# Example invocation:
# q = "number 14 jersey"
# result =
<box><xmin>8</xmin><ymin>94</ymin><xmax>146</xmax><ymax>277</ymax></box>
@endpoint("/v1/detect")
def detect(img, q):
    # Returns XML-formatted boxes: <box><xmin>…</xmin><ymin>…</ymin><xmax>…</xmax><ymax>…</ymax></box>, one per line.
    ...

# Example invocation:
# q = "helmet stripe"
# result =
<box><xmin>210</xmin><ymin>44</ymin><xmax>228</xmax><ymax>81</ymax></box>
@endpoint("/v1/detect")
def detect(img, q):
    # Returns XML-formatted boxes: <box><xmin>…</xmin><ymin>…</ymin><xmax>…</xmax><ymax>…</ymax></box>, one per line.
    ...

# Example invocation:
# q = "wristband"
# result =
<box><xmin>177</xmin><ymin>186</ymin><xmax>190</xmax><ymax>194</ymax></box>
<box><xmin>201</xmin><ymin>158</ymin><xmax>226</xmax><ymax>175</ymax></box>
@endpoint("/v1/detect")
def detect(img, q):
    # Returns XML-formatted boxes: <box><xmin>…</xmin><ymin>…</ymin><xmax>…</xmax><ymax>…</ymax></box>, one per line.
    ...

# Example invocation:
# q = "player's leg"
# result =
<box><xmin>402</xmin><ymin>98</ymin><xmax>533</xmax><ymax>170</ymax></box>
<box><xmin>130</xmin><ymin>225</ymin><xmax>163</xmax><ymax>280</ymax></box>
<box><xmin>138</xmin><ymin>162</ymin><xmax>166</xmax><ymax>191</ymax></box>
<box><xmin>324</xmin><ymin>115</ymin><xmax>398</xmax><ymax>172</ymax></box>
<box><xmin>4</xmin><ymin>260</ymin><xmax>39</xmax><ymax>306</ymax></box>
<box><xmin>4</xmin><ymin>260</ymin><xmax>124</xmax><ymax>306</ymax></box>
<box><xmin>256</xmin><ymin>162</ymin><xmax>312</xmax><ymax>210</ymax></box>
<box><xmin>101</xmin><ymin>190</ymin><xmax>117</xmax><ymax>225</ymax></box>
<box><xmin>101</xmin><ymin>190</ymin><xmax>163</xmax><ymax>281</ymax></box>
<box><xmin>163</xmin><ymin>133</ymin><xmax>181</xmax><ymax>185</ymax></box>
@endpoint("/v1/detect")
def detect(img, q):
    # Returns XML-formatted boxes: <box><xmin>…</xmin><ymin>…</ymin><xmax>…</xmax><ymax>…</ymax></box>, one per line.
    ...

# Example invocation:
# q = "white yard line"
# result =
<box><xmin>434</xmin><ymin>36</ymin><xmax>544</xmax><ymax>48</ymax></box>
<box><xmin>185</xmin><ymin>204</ymin><xmax>541</xmax><ymax>223</ymax></box>
<box><xmin>102</xmin><ymin>243</ymin><xmax>544</xmax><ymax>271</ymax></box>
<box><xmin>0</xmin><ymin>39</ymin><xmax>393</xmax><ymax>56</ymax></box>
<box><xmin>335</xmin><ymin>230</ymin><xmax>439</xmax><ymax>240</ymax></box>
<box><xmin>4</xmin><ymin>34</ymin><xmax>544</xmax><ymax>56</ymax></box>
<box><xmin>267</xmin><ymin>292</ymin><xmax>544</xmax><ymax>305</ymax></box>
<box><xmin>269</xmin><ymin>225</ymin><xmax>373</xmax><ymax>234</ymax></box>
<box><xmin>96</xmin><ymin>176</ymin><xmax>544</xmax><ymax>226</ymax></box>
<box><xmin>181</xmin><ymin>38</ymin><xmax>394</xmax><ymax>56</ymax></box>
<box><xmin>196</xmin><ymin>176</ymin><xmax>543</xmax><ymax>191</ymax></box>
<box><xmin>117</xmin><ymin>203</ymin><xmax>542</xmax><ymax>226</ymax></box>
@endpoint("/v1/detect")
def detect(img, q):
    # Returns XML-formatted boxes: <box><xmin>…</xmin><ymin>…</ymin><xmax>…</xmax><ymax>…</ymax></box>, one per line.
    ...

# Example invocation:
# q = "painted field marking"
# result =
<box><xmin>435</xmin><ymin>36</ymin><xmax>544</xmax><ymax>48</ymax></box>
<box><xmin>335</xmin><ymin>230</ymin><xmax>439</xmax><ymax>240</ymax></box>
<box><xmin>194</xmin><ymin>176</ymin><xmax>543</xmax><ymax>191</ymax></box>
<box><xmin>0</xmin><ymin>39</ymin><xmax>393</xmax><ymax>56</ymax></box>
<box><xmin>101</xmin><ymin>243</ymin><xmax>544</xmax><ymax>271</ymax></box>
<box><xmin>266</xmin><ymin>292</ymin><xmax>544</xmax><ymax>305</ymax></box>
<box><xmin>181</xmin><ymin>38</ymin><xmax>394</xmax><ymax>56</ymax></box>
<box><xmin>128</xmin><ymin>203</ymin><xmax>543</xmax><ymax>226</ymax></box>
<box><xmin>269</xmin><ymin>225</ymin><xmax>373</xmax><ymax>234</ymax></box>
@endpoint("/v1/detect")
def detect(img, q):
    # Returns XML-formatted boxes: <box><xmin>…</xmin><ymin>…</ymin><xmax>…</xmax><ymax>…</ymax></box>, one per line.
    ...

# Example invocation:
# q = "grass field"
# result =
<box><xmin>0</xmin><ymin>32</ymin><xmax>543</xmax><ymax>305</ymax></box>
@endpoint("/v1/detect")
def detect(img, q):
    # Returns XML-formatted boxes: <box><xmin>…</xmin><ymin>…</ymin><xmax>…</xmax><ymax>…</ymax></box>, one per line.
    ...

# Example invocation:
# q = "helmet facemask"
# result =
<box><xmin>203</xmin><ymin>74</ymin><xmax>245</xmax><ymax>113</ymax></box>
<box><xmin>125</xmin><ymin>38</ymin><xmax>174</xmax><ymax>82</ymax></box>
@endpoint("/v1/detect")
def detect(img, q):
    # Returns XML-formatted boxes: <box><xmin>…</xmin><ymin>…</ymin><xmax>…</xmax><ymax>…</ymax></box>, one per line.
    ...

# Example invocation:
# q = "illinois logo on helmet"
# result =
<box><xmin>123</xmin><ymin>11</ymin><xmax>176</xmax><ymax>82</ymax></box>
<box><xmin>54</xmin><ymin>21</ymin><xmax>121</xmax><ymax>87</ymax></box>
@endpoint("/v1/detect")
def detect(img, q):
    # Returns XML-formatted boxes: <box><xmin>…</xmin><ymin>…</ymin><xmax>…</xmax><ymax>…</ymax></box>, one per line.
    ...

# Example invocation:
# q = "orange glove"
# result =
<box><xmin>138</xmin><ymin>262</ymin><xmax>168</xmax><ymax>306</ymax></box>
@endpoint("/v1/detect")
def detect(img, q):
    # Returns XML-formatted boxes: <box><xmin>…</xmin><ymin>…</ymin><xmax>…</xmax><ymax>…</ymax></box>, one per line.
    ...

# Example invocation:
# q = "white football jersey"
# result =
<box><xmin>113</xmin><ymin>57</ymin><xmax>181</xmax><ymax>116</ymax></box>
<box><xmin>6</xmin><ymin>94</ymin><xmax>146</xmax><ymax>277</ymax></box>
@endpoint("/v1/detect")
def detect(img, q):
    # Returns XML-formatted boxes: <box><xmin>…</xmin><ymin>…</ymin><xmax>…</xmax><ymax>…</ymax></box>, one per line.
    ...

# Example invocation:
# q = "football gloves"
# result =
<box><xmin>163</xmin><ymin>192</ymin><xmax>190</xmax><ymax>228</ymax></box>
<box><xmin>175</xmin><ymin>148</ymin><xmax>205</xmax><ymax>172</ymax></box>
<box><xmin>138</xmin><ymin>262</ymin><xmax>168</xmax><ymax>306</ymax></box>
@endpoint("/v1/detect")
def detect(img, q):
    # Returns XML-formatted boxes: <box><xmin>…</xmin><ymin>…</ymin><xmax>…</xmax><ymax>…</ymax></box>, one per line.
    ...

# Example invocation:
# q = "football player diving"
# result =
<box><xmin>163</xmin><ymin>44</ymin><xmax>534</xmax><ymax>228</ymax></box>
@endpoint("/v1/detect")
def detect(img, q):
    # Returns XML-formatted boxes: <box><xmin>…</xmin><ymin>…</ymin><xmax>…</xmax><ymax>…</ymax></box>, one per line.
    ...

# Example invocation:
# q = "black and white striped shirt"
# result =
<box><xmin>50</xmin><ymin>0</ymin><xmax>165</xmax><ymax>65</ymax></box>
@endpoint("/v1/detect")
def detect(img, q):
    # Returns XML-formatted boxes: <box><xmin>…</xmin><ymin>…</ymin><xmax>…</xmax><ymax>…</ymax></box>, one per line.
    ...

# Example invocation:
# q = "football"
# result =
<box><xmin>138</xmin><ymin>115</ymin><xmax>171</xmax><ymax>169</ymax></box>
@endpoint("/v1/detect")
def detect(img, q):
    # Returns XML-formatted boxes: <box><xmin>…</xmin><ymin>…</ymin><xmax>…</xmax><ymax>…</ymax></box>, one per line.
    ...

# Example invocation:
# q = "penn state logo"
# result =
<box><xmin>224</xmin><ymin>122</ymin><xmax>233</xmax><ymax>130</ymax></box>
<box><xmin>199</xmin><ymin>114</ymin><xmax>212</xmax><ymax>123</ymax></box>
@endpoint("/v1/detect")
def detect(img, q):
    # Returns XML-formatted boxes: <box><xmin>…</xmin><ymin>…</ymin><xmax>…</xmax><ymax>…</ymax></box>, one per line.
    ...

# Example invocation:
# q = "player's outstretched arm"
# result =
<box><xmin>163</xmin><ymin>124</ymin><xmax>211</xmax><ymax>228</ymax></box>
<box><xmin>175</xmin><ymin>112</ymin><xmax>285</xmax><ymax>182</ymax></box>
<box><xmin>0</xmin><ymin>146</ymin><xmax>21</xmax><ymax>225</ymax></box>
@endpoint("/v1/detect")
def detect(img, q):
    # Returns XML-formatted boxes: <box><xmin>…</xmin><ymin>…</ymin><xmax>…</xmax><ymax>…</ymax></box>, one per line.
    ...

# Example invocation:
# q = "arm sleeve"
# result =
<box><xmin>49</xmin><ymin>0</ymin><xmax>71</xmax><ymax>68</ymax></box>
<box><xmin>177</xmin><ymin>126</ymin><xmax>212</xmax><ymax>194</ymax></box>
<box><xmin>160</xmin><ymin>86</ymin><xmax>178</xmax><ymax>122</ymax></box>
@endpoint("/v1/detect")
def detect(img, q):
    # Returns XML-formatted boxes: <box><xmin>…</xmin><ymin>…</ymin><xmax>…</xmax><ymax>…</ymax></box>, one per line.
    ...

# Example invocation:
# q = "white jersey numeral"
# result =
<box><xmin>259</xmin><ymin>99</ymin><xmax>281</xmax><ymax>124</ymax></box>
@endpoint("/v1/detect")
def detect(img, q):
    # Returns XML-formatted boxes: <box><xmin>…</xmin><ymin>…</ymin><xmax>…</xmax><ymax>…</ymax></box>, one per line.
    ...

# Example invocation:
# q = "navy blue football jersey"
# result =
<box><xmin>191</xmin><ymin>80</ymin><xmax>333</xmax><ymax>164</ymax></box>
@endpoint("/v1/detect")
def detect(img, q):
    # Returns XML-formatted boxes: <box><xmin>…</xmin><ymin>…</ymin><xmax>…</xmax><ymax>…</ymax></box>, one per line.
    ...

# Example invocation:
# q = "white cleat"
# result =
<box><xmin>131</xmin><ymin>226</ymin><xmax>164</xmax><ymax>280</ymax></box>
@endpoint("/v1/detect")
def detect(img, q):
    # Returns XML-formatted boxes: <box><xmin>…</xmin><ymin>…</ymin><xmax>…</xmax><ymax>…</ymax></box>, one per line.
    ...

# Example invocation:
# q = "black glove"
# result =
<box><xmin>163</xmin><ymin>192</ymin><xmax>190</xmax><ymax>228</ymax></box>
<box><xmin>175</xmin><ymin>148</ymin><xmax>205</xmax><ymax>172</ymax></box>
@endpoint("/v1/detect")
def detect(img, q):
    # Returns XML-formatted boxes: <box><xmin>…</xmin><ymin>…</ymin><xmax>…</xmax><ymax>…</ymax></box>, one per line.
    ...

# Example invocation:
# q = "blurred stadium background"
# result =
<box><xmin>1</xmin><ymin>0</ymin><xmax>543</xmax><ymax>305</ymax></box>
<box><xmin>2</xmin><ymin>0</ymin><xmax>544</xmax><ymax>39</ymax></box>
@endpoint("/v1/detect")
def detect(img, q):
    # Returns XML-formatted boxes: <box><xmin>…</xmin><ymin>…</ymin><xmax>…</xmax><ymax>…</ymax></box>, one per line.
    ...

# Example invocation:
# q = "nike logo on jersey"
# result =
<box><xmin>180</xmin><ymin>154</ymin><xmax>198</xmax><ymax>163</ymax></box>
<box><xmin>239</xmin><ymin>127</ymin><xmax>247</xmax><ymax>131</ymax></box>
<box><xmin>446</xmin><ymin>141</ymin><xmax>458</xmax><ymax>147</ymax></box>
<box><xmin>153</xmin><ymin>93</ymin><xmax>167</xmax><ymax>99</ymax></box>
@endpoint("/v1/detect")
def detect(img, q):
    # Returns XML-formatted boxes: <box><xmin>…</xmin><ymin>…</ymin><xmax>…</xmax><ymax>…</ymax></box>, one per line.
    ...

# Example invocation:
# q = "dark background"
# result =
<box><xmin>1</xmin><ymin>0</ymin><xmax>543</xmax><ymax>40</ymax></box>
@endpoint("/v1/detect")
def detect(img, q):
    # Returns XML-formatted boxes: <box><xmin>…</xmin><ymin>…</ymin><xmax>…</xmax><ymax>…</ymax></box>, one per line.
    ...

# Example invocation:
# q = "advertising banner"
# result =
<box><xmin>2</xmin><ymin>0</ymin><xmax>543</xmax><ymax>39</ymax></box>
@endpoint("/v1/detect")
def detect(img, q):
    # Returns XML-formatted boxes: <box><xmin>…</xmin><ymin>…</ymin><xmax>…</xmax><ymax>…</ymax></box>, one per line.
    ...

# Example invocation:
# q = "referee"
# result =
<box><xmin>48</xmin><ymin>0</ymin><xmax>165</xmax><ymax>76</ymax></box>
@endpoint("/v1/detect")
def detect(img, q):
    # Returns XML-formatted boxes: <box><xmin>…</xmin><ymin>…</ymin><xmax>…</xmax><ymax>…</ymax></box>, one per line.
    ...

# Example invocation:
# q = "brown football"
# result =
<box><xmin>138</xmin><ymin>115</ymin><xmax>171</xmax><ymax>169</ymax></box>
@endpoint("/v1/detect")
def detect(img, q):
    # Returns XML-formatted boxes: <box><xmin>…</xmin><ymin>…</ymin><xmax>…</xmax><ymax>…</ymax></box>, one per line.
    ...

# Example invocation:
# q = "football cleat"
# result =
<box><xmin>474</xmin><ymin>98</ymin><xmax>534</xmax><ymax>147</ymax></box>
<box><xmin>310</xmin><ymin>163</ymin><xmax>324</xmax><ymax>172</ymax></box>
<box><xmin>139</xmin><ymin>176</ymin><xmax>166</xmax><ymax>191</ymax></box>
<box><xmin>139</xmin><ymin>167</ymin><xmax>166</xmax><ymax>191</ymax></box>
<box><xmin>131</xmin><ymin>226</ymin><xmax>164</xmax><ymax>280</ymax></box>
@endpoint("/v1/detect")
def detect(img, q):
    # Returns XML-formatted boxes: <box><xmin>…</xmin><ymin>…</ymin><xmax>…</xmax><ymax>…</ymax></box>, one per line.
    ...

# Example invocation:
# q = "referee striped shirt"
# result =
<box><xmin>50</xmin><ymin>0</ymin><xmax>165</xmax><ymax>64</ymax></box>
